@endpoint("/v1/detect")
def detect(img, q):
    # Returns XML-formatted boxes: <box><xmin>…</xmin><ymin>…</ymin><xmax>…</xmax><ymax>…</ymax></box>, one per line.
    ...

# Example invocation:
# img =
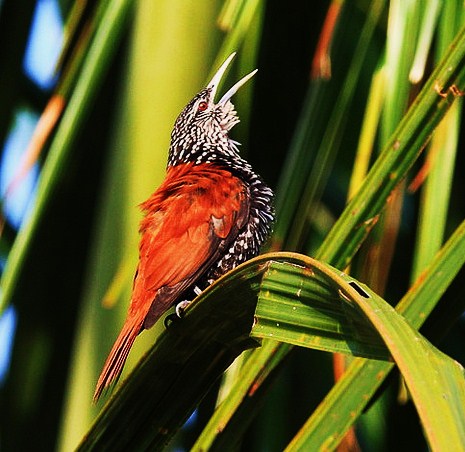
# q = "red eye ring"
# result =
<box><xmin>198</xmin><ymin>101</ymin><xmax>208</xmax><ymax>112</ymax></box>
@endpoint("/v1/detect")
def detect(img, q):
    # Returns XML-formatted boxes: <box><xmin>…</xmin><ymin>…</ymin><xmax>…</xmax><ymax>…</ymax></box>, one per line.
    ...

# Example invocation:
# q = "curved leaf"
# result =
<box><xmin>79</xmin><ymin>251</ymin><xmax>465</xmax><ymax>450</ymax></box>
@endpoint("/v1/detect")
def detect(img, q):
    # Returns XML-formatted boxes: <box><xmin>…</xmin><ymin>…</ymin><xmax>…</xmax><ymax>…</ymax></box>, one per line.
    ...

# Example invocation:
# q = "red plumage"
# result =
<box><xmin>93</xmin><ymin>164</ymin><xmax>249</xmax><ymax>401</ymax></box>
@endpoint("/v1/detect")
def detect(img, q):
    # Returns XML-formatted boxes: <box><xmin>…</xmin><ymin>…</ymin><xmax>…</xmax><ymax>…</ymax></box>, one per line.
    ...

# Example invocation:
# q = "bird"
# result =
<box><xmin>93</xmin><ymin>53</ymin><xmax>274</xmax><ymax>402</ymax></box>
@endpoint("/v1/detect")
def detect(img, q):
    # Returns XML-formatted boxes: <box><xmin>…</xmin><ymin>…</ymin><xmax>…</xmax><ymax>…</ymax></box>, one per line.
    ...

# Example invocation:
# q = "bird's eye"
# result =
<box><xmin>198</xmin><ymin>101</ymin><xmax>208</xmax><ymax>112</ymax></box>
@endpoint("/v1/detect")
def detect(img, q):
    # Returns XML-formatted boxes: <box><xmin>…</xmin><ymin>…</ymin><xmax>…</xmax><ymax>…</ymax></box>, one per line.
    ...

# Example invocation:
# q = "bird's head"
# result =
<box><xmin>168</xmin><ymin>53</ymin><xmax>257</xmax><ymax>167</ymax></box>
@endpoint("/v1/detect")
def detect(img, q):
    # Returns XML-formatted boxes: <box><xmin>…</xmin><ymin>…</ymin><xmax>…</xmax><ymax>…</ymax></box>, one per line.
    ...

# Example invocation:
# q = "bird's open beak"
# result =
<box><xmin>207</xmin><ymin>52</ymin><xmax>258</xmax><ymax>105</ymax></box>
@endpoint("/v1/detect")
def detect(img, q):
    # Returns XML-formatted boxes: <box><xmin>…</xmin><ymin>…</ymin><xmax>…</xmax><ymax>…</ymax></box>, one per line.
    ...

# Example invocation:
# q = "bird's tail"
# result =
<box><xmin>93</xmin><ymin>317</ymin><xmax>142</xmax><ymax>402</ymax></box>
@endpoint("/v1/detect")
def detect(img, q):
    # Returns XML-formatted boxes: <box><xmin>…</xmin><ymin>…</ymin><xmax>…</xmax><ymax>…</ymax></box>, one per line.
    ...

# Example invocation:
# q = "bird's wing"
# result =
<box><xmin>135</xmin><ymin>165</ymin><xmax>250</xmax><ymax>327</ymax></box>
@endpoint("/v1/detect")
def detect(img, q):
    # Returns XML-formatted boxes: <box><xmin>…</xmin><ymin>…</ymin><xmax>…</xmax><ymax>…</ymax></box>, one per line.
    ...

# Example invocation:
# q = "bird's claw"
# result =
<box><xmin>164</xmin><ymin>300</ymin><xmax>193</xmax><ymax>329</ymax></box>
<box><xmin>175</xmin><ymin>300</ymin><xmax>192</xmax><ymax>318</ymax></box>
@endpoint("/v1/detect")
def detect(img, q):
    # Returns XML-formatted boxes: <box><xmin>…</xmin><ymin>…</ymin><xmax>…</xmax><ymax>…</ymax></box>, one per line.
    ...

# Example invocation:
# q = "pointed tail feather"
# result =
<box><xmin>93</xmin><ymin>319</ymin><xmax>142</xmax><ymax>402</ymax></box>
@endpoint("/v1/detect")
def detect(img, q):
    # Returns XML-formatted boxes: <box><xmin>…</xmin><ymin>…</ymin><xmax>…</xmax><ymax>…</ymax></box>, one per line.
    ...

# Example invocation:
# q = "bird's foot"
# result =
<box><xmin>176</xmin><ymin>285</ymin><xmax>203</xmax><ymax>317</ymax></box>
<box><xmin>164</xmin><ymin>286</ymin><xmax>204</xmax><ymax>329</ymax></box>
<box><xmin>164</xmin><ymin>300</ymin><xmax>192</xmax><ymax>328</ymax></box>
<box><xmin>175</xmin><ymin>300</ymin><xmax>192</xmax><ymax>318</ymax></box>
<box><xmin>163</xmin><ymin>300</ymin><xmax>192</xmax><ymax>328</ymax></box>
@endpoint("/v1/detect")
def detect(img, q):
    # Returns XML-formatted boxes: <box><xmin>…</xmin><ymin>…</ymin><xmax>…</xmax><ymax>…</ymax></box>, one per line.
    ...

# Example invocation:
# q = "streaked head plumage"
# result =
<box><xmin>168</xmin><ymin>53</ymin><xmax>257</xmax><ymax>167</ymax></box>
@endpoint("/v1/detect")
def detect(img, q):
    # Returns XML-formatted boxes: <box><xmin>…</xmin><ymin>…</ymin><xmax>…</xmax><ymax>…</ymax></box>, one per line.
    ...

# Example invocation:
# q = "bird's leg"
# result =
<box><xmin>175</xmin><ymin>285</ymin><xmax>203</xmax><ymax>317</ymax></box>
